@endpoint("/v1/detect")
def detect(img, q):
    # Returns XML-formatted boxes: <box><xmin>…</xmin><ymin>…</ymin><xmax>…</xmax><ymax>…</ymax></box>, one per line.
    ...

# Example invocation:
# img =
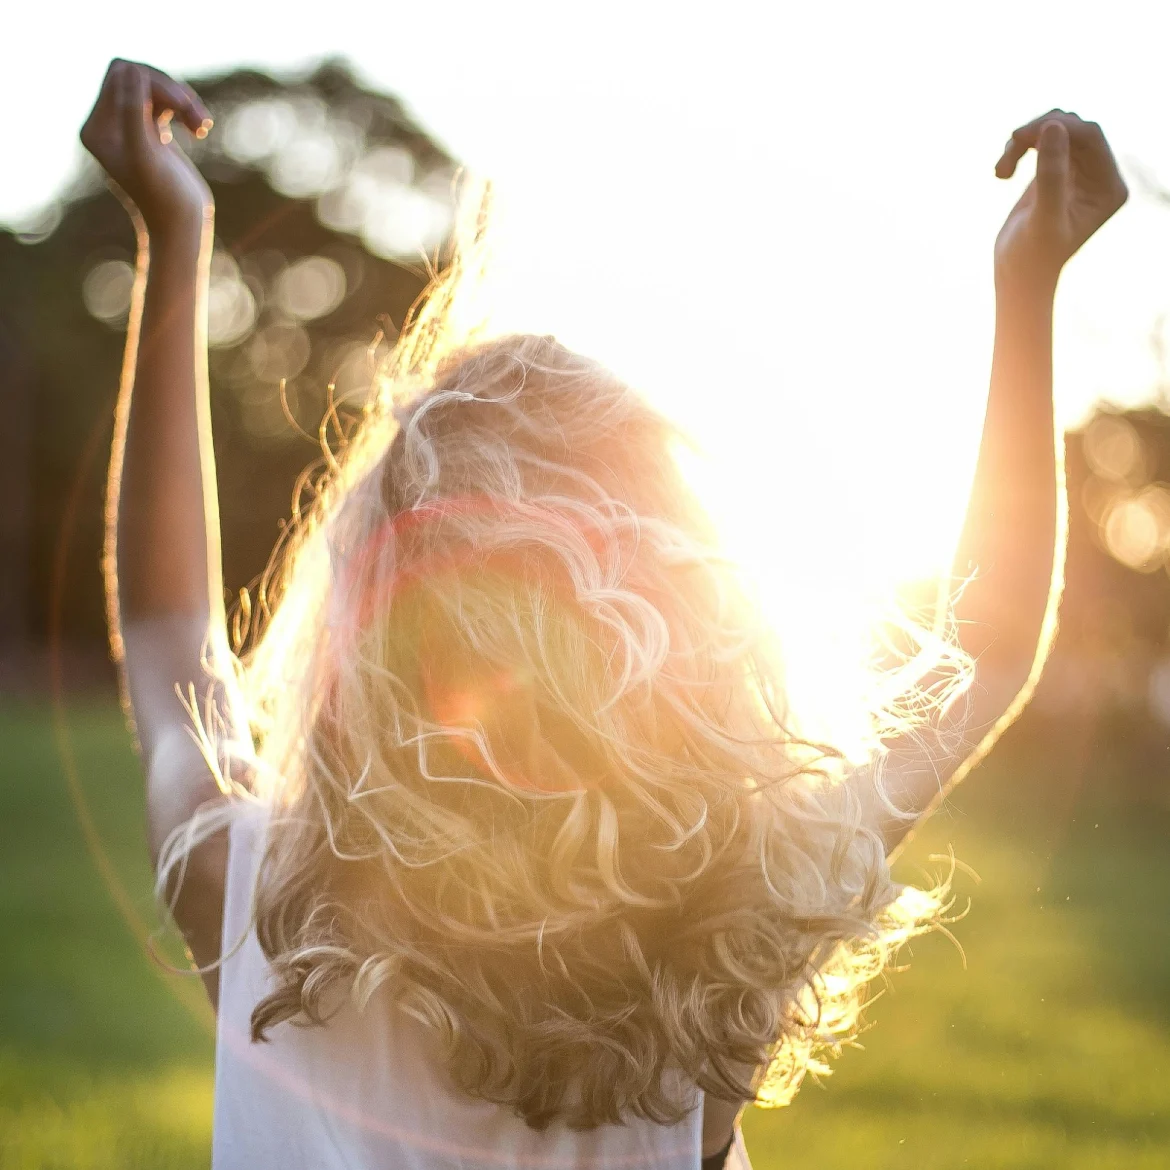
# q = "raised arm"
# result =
<box><xmin>82</xmin><ymin>60</ymin><xmax>243</xmax><ymax>1001</ymax></box>
<box><xmin>875</xmin><ymin>112</ymin><xmax>1127</xmax><ymax>855</ymax></box>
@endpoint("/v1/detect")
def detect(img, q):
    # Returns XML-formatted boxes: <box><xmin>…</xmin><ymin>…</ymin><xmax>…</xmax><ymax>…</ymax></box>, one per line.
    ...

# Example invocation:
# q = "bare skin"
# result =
<box><xmin>81</xmin><ymin>62</ymin><xmax>1126</xmax><ymax>1160</ymax></box>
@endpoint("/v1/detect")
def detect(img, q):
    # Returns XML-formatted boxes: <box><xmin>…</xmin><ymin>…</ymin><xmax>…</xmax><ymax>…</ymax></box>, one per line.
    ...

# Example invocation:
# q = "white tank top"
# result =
<box><xmin>212</xmin><ymin>805</ymin><xmax>754</xmax><ymax>1169</ymax></box>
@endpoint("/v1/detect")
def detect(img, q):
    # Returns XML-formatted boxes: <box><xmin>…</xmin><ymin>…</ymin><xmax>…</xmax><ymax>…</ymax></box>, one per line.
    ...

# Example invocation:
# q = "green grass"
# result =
<box><xmin>1</xmin><ymin>701</ymin><xmax>1168</xmax><ymax>1168</ymax></box>
<box><xmin>745</xmin><ymin>756</ymin><xmax>1170</xmax><ymax>1168</ymax></box>
<box><xmin>0</xmin><ymin>702</ymin><xmax>213</xmax><ymax>1170</ymax></box>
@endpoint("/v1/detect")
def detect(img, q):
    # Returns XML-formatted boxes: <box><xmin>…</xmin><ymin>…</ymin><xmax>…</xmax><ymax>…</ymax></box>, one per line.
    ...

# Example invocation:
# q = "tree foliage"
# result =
<box><xmin>0</xmin><ymin>60</ymin><xmax>456</xmax><ymax>659</ymax></box>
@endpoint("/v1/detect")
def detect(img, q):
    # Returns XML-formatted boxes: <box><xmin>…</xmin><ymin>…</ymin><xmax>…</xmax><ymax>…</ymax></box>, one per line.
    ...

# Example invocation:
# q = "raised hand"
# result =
<box><xmin>80</xmin><ymin>59</ymin><xmax>214</xmax><ymax>235</ymax></box>
<box><xmin>994</xmin><ymin>110</ymin><xmax>1128</xmax><ymax>289</ymax></box>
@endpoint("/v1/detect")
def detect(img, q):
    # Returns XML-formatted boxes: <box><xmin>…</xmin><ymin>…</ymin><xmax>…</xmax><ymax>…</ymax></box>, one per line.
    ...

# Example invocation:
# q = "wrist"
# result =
<box><xmin>144</xmin><ymin>205</ymin><xmax>213</xmax><ymax>257</ymax></box>
<box><xmin>994</xmin><ymin>257</ymin><xmax>1060</xmax><ymax>304</ymax></box>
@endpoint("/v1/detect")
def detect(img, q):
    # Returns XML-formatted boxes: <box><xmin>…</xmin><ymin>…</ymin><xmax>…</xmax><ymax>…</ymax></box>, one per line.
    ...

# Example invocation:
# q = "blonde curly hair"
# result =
<box><xmin>191</xmin><ymin>203</ymin><xmax>943</xmax><ymax>1131</ymax></box>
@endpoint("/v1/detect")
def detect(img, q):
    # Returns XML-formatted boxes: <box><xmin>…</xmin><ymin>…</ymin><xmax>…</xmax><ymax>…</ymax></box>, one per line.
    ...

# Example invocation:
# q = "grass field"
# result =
<box><xmin>1</xmin><ymin>700</ymin><xmax>1168</xmax><ymax>1169</ymax></box>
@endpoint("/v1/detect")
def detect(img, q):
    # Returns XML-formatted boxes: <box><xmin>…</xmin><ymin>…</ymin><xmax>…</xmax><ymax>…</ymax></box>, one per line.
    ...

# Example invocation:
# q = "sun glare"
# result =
<box><xmin>473</xmin><ymin>189</ymin><xmax>980</xmax><ymax>759</ymax></box>
<box><xmin>670</xmin><ymin>424</ymin><xmax>967</xmax><ymax>760</ymax></box>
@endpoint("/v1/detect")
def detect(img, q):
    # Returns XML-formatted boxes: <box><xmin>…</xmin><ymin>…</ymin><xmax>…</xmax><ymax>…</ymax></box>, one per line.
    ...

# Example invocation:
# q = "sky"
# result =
<box><xmin>7</xmin><ymin>0</ymin><xmax>1170</xmax><ymax>746</ymax></box>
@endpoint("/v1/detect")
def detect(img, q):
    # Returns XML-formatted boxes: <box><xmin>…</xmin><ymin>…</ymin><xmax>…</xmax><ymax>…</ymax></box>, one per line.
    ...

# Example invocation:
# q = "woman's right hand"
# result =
<box><xmin>993</xmin><ymin>110</ymin><xmax>1127</xmax><ymax>293</ymax></box>
<box><xmin>80</xmin><ymin>59</ymin><xmax>214</xmax><ymax>236</ymax></box>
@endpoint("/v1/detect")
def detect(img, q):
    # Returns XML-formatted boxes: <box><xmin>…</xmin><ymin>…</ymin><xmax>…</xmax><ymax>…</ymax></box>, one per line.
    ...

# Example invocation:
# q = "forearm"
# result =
<box><xmin>109</xmin><ymin>214</ymin><xmax>224</xmax><ymax>634</ymax></box>
<box><xmin>951</xmin><ymin>273</ymin><xmax>1060</xmax><ymax>685</ymax></box>
<box><xmin>878</xmin><ymin>276</ymin><xmax>1063</xmax><ymax>854</ymax></box>
<box><xmin>106</xmin><ymin>213</ymin><xmax>246</xmax><ymax>768</ymax></box>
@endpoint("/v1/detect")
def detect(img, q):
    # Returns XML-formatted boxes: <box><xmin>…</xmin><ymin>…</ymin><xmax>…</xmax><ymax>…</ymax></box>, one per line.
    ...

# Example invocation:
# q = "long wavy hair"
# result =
<box><xmin>175</xmin><ymin>198</ymin><xmax>949</xmax><ymax>1130</ymax></box>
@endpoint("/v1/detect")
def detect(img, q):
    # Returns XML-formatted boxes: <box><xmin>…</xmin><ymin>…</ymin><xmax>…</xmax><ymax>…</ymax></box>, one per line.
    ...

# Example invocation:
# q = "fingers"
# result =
<box><xmin>994</xmin><ymin>109</ymin><xmax>1103</xmax><ymax>178</ymax></box>
<box><xmin>1034</xmin><ymin>119</ymin><xmax>1071</xmax><ymax>217</ymax></box>
<box><xmin>139</xmin><ymin>63</ymin><xmax>213</xmax><ymax>137</ymax></box>
<box><xmin>93</xmin><ymin>58</ymin><xmax>212</xmax><ymax>140</ymax></box>
<box><xmin>996</xmin><ymin>108</ymin><xmax>1061</xmax><ymax>178</ymax></box>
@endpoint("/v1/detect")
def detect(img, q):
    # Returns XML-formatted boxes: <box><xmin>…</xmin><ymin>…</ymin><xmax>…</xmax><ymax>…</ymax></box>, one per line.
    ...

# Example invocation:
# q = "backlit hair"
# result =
<box><xmin>178</xmin><ymin>196</ymin><xmax>946</xmax><ymax>1129</ymax></box>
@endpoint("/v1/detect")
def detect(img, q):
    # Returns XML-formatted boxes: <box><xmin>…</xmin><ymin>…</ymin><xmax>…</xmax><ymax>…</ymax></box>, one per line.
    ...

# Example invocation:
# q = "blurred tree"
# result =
<box><xmin>0</xmin><ymin>60</ymin><xmax>456</xmax><ymax>675</ymax></box>
<box><xmin>1004</xmin><ymin>406</ymin><xmax>1170</xmax><ymax>800</ymax></box>
<box><xmin>1064</xmin><ymin>408</ymin><xmax>1170</xmax><ymax>655</ymax></box>
<box><xmin>882</xmin><ymin>399</ymin><xmax>1170</xmax><ymax>801</ymax></box>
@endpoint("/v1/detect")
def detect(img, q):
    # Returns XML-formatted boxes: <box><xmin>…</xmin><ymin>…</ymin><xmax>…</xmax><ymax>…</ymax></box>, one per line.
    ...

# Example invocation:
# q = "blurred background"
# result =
<box><xmin>2</xmin><ymin>3</ymin><xmax>1170</xmax><ymax>1167</ymax></box>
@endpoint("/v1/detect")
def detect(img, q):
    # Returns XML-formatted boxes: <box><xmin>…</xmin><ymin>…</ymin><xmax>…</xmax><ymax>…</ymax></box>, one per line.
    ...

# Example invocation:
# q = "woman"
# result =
<box><xmin>81</xmin><ymin>58</ymin><xmax>1125</xmax><ymax>1169</ymax></box>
